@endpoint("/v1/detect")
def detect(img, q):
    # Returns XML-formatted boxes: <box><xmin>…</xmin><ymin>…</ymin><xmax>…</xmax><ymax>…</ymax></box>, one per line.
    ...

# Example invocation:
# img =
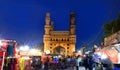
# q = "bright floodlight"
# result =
<box><xmin>20</xmin><ymin>47</ymin><xmax>24</xmax><ymax>51</ymax></box>
<box><xmin>46</xmin><ymin>50</ymin><xmax>50</xmax><ymax>54</ymax></box>
<box><xmin>30</xmin><ymin>49</ymin><xmax>37</xmax><ymax>54</ymax></box>
<box><xmin>20</xmin><ymin>45</ymin><xmax>29</xmax><ymax>51</ymax></box>
<box><xmin>24</xmin><ymin>45</ymin><xmax>29</xmax><ymax>51</ymax></box>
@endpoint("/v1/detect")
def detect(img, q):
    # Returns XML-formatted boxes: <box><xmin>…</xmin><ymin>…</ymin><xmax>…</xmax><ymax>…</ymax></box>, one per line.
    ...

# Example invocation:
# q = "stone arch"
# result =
<box><xmin>53</xmin><ymin>46</ymin><xmax>66</xmax><ymax>55</ymax></box>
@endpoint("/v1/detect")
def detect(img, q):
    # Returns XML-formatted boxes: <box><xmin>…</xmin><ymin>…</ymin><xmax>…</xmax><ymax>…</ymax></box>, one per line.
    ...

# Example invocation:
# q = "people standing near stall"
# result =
<box><xmin>88</xmin><ymin>56</ymin><xmax>95</xmax><ymax>70</ymax></box>
<box><xmin>76</xmin><ymin>55</ymin><xmax>82</xmax><ymax>70</ymax></box>
<box><xmin>44</xmin><ymin>57</ymin><xmax>49</xmax><ymax>70</ymax></box>
<box><xmin>83</xmin><ymin>55</ymin><xmax>89</xmax><ymax>70</ymax></box>
<box><xmin>101</xmin><ymin>58</ymin><xmax>114</xmax><ymax>70</ymax></box>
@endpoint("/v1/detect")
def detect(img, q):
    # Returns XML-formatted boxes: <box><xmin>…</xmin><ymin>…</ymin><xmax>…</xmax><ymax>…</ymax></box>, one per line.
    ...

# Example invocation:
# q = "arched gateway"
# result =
<box><xmin>43</xmin><ymin>12</ymin><xmax>76</xmax><ymax>56</ymax></box>
<box><xmin>54</xmin><ymin>46</ymin><xmax>66</xmax><ymax>55</ymax></box>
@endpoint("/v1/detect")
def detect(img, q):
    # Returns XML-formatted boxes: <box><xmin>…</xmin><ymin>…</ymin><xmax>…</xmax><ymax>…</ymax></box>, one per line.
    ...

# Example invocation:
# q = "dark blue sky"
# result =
<box><xmin>0</xmin><ymin>0</ymin><xmax>120</xmax><ymax>50</ymax></box>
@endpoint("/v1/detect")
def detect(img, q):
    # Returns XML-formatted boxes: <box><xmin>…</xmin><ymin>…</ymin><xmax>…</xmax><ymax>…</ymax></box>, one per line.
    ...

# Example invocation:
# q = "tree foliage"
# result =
<box><xmin>103</xmin><ymin>13</ymin><xmax>120</xmax><ymax>37</ymax></box>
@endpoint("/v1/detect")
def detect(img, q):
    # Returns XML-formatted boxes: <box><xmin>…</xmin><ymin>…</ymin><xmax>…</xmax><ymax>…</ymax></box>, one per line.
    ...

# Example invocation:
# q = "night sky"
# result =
<box><xmin>0</xmin><ymin>0</ymin><xmax>120</xmax><ymax>50</ymax></box>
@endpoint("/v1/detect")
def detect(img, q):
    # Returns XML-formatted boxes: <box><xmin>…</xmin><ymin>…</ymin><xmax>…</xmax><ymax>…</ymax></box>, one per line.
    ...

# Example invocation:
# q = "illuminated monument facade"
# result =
<box><xmin>43</xmin><ymin>12</ymin><xmax>76</xmax><ymax>56</ymax></box>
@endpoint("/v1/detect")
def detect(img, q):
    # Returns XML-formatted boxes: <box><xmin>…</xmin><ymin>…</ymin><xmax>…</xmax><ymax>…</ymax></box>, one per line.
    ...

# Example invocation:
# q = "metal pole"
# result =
<box><xmin>1</xmin><ymin>52</ymin><xmax>5</xmax><ymax>70</ymax></box>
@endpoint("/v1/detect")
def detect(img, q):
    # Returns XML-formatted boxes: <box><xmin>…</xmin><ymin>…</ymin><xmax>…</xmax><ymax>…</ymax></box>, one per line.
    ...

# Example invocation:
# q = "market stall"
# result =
<box><xmin>0</xmin><ymin>40</ymin><xmax>18</xmax><ymax>70</ymax></box>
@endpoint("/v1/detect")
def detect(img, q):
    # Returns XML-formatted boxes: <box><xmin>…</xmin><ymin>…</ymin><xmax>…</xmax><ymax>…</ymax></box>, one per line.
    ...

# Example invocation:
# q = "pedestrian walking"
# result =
<box><xmin>94</xmin><ymin>62</ymin><xmax>103</xmax><ymax>70</ymax></box>
<box><xmin>88</xmin><ymin>56</ymin><xmax>95</xmax><ymax>70</ymax></box>
<box><xmin>76</xmin><ymin>55</ymin><xmax>81</xmax><ymax>70</ymax></box>
<box><xmin>101</xmin><ymin>58</ymin><xmax>114</xmax><ymax>70</ymax></box>
<box><xmin>43</xmin><ymin>58</ymin><xmax>49</xmax><ymax>70</ymax></box>
<box><xmin>83</xmin><ymin>55</ymin><xmax>89</xmax><ymax>70</ymax></box>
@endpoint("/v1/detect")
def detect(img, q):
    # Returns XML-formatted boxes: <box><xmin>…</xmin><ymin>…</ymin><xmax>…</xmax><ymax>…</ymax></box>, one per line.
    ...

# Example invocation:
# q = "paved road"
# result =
<box><xmin>64</xmin><ymin>67</ymin><xmax>120</xmax><ymax>70</ymax></box>
<box><xmin>64</xmin><ymin>66</ymin><xmax>85</xmax><ymax>70</ymax></box>
<box><xmin>41</xmin><ymin>67</ymin><xmax>120</xmax><ymax>70</ymax></box>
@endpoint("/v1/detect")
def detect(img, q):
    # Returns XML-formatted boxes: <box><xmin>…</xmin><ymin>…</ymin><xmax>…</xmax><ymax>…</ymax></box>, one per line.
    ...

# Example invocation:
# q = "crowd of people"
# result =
<box><xmin>22</xmin><ymin>53</ymin><xmax>114</xmax><ymax>70</ymax></box>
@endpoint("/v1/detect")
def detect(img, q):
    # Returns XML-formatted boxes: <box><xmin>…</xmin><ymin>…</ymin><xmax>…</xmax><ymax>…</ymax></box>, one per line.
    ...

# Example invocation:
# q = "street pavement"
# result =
<box><xmin>40</xmin><ymin>66</ymin><xmax>120</xmax><ymax>70</ymax></box>
<box><xmin>64</xmin><ymin>66</ymin><xmax>120</xmax><ymax>70</ymax></box>
<box><xmin>64</xmin><ymin>66</ymin><xmax>85</xmax><ymax>70</ymax></box>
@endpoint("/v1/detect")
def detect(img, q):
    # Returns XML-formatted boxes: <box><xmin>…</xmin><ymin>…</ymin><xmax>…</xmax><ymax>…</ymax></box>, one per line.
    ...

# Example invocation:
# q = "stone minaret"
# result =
<box><xmin>44</xmin><ymin>12</ymin><xmax>51</xmax><ymax>52</ymax></box>
<box><xmin>70</xmin><ymin>12</ymin><xmax>76</xmax><ymax>35</ymax></box>
<box><xmin>44</xmin><ymin>12</ymin><xmax>51</xmax><ymax>35</ymax></box>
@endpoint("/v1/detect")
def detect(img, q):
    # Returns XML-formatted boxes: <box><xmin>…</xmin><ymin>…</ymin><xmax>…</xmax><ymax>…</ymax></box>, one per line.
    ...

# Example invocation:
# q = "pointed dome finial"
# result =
<box><xmin>70</xmin><ymin>12</ymin><xmax>75</xmax><ymax>25</ymax></box>
<box><xmin>46</xmin><ymin>12</ymin><xmax>50</xmax><ymax>17</ymax></box>
<box><xmin>45</xmin><ymin>12</ymin><xmax>50</xmax><ymax>25</ymax></box>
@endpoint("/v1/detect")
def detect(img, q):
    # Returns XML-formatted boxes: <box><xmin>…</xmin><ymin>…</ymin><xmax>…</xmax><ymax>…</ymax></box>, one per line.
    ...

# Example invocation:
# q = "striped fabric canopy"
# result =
<box><xmin>104</xmin><ymin>50</ymin><xmax>118</xmax><ymax>63</ymax></box>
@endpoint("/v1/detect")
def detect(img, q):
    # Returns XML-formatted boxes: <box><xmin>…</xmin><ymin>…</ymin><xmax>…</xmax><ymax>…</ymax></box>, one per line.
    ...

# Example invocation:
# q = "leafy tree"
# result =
<box><xmin>103</xmin><ymin>13</ymin><xmax>120</xmax><ymax>37</ymax></box>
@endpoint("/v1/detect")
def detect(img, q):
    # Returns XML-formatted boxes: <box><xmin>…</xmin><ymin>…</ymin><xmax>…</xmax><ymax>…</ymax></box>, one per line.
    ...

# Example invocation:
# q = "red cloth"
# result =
<box><xmin>14</xmin><ymin>43</ymin><xmax>17</xmax><ymax>56</ymax></box>
<box><xmin>104</xmin><ymin>50</ymin><xmax>118</xmax><ymax>63</ymax></box>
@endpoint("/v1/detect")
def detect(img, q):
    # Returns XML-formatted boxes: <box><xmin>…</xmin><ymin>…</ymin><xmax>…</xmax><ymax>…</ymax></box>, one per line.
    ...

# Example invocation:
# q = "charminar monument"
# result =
<box><xmin>43</xmin><ymin>12</ymin><xmax>76</xmax><ymax>56</ymax></box>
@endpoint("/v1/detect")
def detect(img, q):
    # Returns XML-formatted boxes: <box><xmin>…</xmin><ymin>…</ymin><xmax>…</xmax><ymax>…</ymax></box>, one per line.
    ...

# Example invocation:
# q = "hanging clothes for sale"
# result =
<box><xmin>7</xmin><ymin>58</ymin><xmax>12</xmax><ymax>70</ymax></box>
<box><xmin>13</xmin><ymin>58</ymin><xmax>17</xmax><ymax>64</ymax></box>
<box><xmin>20</xmin><ymin>58</ymin><xmax>25</xmax><ymax>70</ymax></box>
<box><xmin>4</xmin><ymin>57</ymin><xmax>17</xmax><ymax>70</ymax></box>
<box><xmin>7</xmin><ymin>45</ymin><xmax>14</xmax><ymax>56</ymax></box>
<box><xmin>4</xmin><ymin>58</ymin><xmax>9</xmax><ymax>67</ymax></box>
<box><xmin>13</xmin><ymin>43</ymin><xmax>17</xmax><ymax>56</ymax></box>
<box><xmin>11</xmin><ymin>64</ymin><xmax>13</xmax><ymax>70</ymax></box>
